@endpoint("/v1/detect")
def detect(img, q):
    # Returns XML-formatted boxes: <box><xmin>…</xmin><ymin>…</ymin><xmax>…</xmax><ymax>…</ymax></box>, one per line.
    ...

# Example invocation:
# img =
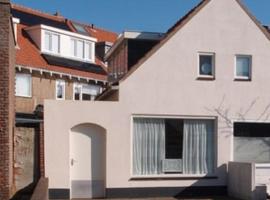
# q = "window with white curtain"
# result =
<box><xmin>70</xmin><ymin>38</ymin><xmax>94</xmax><ymax>61</ymax></box>
<box><xmin>56</xmin><ymin>79</ymin><xmax>65</xmax><ymax>100</ymax></box>
<box><xmin>44</xmin><ymin>31</ymin><xmax>60</xmax><ymax>54</ymax></box>
<box><xmin>235</xmin><ymin>55</ymin><xmax>251</xmax><ymax>80</ymax></box>
<box><xmin>73</xmin><ymin>83</ymin><xmax>100</xmax><ymax>101</ymax></box>
<box><xmin>133</xmin><ymin>117</ymin><xmax>215</xmax><ymax>176</ymax></box>
<box><xmin>15</xmin><ymin>73</ymin><xmax>32</xmax><ymax>97</ymax></box>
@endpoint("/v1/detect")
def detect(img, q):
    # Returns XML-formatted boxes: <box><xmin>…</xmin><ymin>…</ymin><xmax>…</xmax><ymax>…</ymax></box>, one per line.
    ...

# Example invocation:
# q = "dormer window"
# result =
<box><xmin>44</xmin><ymin>31</ymin><xmax>60</xmax><ymax>54</ymax></box>
<box><xmin>71</xmin><ymin>38</ymin><xmax>94</xmax><ymax>61</ymax></box>
<box><xmin>25</xmin><ymin>25</ymin><xmax>97</xmax><ymax>63</ymax></box>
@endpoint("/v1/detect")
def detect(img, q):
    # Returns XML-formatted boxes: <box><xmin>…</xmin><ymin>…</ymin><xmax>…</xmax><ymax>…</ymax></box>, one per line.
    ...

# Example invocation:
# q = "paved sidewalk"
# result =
<box><xmin>62</xmin><ymin>197</ymin><xmax>238</xmax><ymax>200</ymax></box>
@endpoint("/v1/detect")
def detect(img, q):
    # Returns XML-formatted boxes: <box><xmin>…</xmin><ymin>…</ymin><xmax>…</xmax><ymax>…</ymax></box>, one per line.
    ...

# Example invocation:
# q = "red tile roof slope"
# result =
<box><xmin>12</xmin><ymin>4</ymin><xmax>66</xmax><ymax>23</ymax></box>
<box><xmin>12</xmin><ymin>4</ymin><xmax>118</xmax><ymax>81</ymax></box>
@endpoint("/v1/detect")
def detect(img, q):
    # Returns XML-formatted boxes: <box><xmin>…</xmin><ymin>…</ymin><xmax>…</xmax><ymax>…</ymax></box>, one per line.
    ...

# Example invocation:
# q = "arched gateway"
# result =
<box><xmin>69</xmin><ymin>123</ymin><xmax>106</xmax><ymax>199</ymax></box>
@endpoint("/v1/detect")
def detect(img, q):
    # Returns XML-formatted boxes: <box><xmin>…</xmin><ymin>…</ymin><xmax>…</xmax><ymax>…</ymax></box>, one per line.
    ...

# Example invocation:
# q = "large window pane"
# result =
<box><xmin>182</xmin><ymin>120</ymin><xmax>215</xmax><ymax>174</ymax></box>
<box><xmin>234</xmin><ymin>122</ymin><xmax>270</xmax><ymax>163</ymax></box>
<box><xmin>15</xmin><ymin>73</ymin><xmax>31</xmax><ymax>97</ymax></box>
<box><xmin>133</xmin><ymin>118</ymin><xmax>165</xmax><ymax>175</ymax></box>
<box><xmin>133</xmin><ymin>118</ymin><xmax>215</xmax><ymax>175</ymax></box>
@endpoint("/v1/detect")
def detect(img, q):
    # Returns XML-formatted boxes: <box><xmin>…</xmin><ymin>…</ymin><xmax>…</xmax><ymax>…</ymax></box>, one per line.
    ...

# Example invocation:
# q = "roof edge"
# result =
<box><xmin>119</xmin><ymin>0</ymin><xmax>211</xmax><ymax>83</ymax></box>
<box><xmin>235</xmin><ymin>0</ymin><xmax>270</xmax><ymax>41</ymax></box>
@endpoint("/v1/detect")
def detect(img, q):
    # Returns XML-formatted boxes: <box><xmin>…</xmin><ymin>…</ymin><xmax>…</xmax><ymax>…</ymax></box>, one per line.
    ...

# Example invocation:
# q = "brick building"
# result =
<box><xmin>0</xmin><ymin>0</ymin><xmax>15</xmax><ymax>199</ymax></box>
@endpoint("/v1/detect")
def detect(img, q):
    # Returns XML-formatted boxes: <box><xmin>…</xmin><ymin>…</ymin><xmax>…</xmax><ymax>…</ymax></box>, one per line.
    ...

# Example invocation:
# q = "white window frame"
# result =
<box><xmin>73</xmin><ymin>83</ymin><xmax>100</xmax><ymax>101</ymax></box>
<box><xmin>70</xmin><ymin>38</ymin><xmax>94</xmax><ymax>62</ymax></box>
<box><xmin>130</xmin><ymin>115</ymin><xmax>217</xmax><ymax>179</ymax></box>
<box><xmin>73</xmin><ymin>83</ymin><xmax>82</xmax><ymax>100</ymax></box>
<box><xmin>44</xmin><ymin>31</ymin><xmax>60</xmax><ymax>54</ymax></box>
<box><xmin>55</xmin><ymin>79</ymin><xmax>65</xmax><ymax>100</ymax></box>
<box><xmin>197</xmin><ymin>52</ymin><xmax>215</xmax><ymax>79</ymax></box>
<box><xmin>234</xmin><ymin>55</ymin><xmax>252</xmax><ymax>80</ymax></box>
<box><xmin>15</xmin><ymin>73</ymin><xmax>32</xmax><ymax>98</ymax></box>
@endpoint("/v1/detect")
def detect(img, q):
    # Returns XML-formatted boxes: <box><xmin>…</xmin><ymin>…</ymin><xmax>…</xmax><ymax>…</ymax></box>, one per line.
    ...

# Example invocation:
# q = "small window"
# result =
<box><xmin>73</xmin><ymin>83</ymin><xmax>82</xmax><ymax>100</ymax></box>
<box><xmin>235</xmin><ymin>55</ymin><xmax>251</xmax><ymax>80</ymax></box>
<box><xmin>198</xmin><ymin>53</ymin><xmax>215</xmax><ymax>78</ymax></box>
<box><xmin>15</xmin><ymin>73</ymin><xmax>32</xmax><ymax>97</ymax></box>
<box><xmin>73</xmin><ymin>83</ymin><xmax>100</xmax><ymax>101</ymax></box>
<box><xmin>44</xmin><ymin>31</ymin><xmax>60</xmax><ymax>54</ymax></box>
<box><xmin>56</xmin><ymin>80</ymin><xmax>65</xmax><ymax>100</ymax></box>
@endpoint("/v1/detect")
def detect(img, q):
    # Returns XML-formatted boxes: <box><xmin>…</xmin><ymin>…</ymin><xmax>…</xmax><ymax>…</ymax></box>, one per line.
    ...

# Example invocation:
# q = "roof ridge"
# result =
<box><xmin>11</xmin><ymin>3</ymin><xmax>65</xmax><ymax>22</ymax></box>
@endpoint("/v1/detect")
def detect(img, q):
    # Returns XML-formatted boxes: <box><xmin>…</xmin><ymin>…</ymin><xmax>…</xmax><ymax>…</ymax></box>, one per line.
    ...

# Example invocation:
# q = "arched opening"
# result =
<box><xmin>69</xmin><ymin>123</ymin><xmax>106</xmax><ymax>199</ymax></box>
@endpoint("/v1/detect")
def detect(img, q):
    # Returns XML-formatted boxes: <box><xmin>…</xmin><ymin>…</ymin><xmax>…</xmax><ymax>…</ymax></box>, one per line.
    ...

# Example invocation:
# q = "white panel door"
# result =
<box><xmin>70</xmin><ymin>126</ymin><xmax>105</xmax><ymax>199</ymax></box>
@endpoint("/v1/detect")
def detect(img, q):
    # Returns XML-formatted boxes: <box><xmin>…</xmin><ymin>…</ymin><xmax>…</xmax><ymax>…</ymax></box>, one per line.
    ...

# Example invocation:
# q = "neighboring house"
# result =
<box><xmin>97</xmin><ymin>31</ymin><xmax>164</xmax><ymax>101</ymax></box>
<box><xmin>44</xmin><ymin>0</ymin><xmax>270</xmax><ymax>199</ymax></box>
<box><xmin>10</xmin><ymin>4</ymin><xmax>117</xmax><ymax>195</ymax></box>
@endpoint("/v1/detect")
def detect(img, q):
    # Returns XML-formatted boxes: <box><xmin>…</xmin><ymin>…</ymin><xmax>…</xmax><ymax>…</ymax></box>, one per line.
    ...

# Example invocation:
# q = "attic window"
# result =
<box><xmin>198</xmin><ymin>52</ymin><xmax>215</xmax><ymax>79</ymax></box>
<box><xmin>72</xmin><ymin>22</ymin><xmax>88</xmax><ymax>35</ymax></box>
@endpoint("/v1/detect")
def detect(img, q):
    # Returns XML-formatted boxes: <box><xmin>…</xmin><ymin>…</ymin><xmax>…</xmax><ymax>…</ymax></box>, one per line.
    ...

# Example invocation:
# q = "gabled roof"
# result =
<box><xmin>120</xmin><ymin>0</ymin><xmax>270</xmax><ymax>83</ymax></box>
<box><xmin>12</xmin><ymin>4</ymin><xmax>118</xmax><ymax>81</ymax></box>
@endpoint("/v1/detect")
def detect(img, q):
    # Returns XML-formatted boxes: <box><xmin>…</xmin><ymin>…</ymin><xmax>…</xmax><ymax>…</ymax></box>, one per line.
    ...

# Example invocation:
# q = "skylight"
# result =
<box><xmin>72</xmin><ymin>22</ymin><xmax>88</xmax><ymax>35</ymax></box>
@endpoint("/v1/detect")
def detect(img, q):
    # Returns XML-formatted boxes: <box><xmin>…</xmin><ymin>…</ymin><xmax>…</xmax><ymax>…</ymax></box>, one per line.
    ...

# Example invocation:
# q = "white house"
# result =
<box><xmin>45</xmin><ymin>0</ymin><xmax>270</xmax><ymax>199</ymax></box>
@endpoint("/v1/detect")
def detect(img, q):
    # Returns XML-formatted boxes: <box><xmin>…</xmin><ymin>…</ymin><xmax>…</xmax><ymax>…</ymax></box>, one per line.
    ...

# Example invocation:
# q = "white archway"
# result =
<box><xmin>69</xmin><ymin>123</ymin><xmax>106</xmax><ymax>199</ymax></box>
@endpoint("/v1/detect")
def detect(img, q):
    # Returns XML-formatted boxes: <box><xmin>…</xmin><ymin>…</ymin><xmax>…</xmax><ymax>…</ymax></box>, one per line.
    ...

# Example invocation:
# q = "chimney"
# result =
<box><xmin>54</xmin><ymin>11</ymin><xmax>61</xmax><ymax>17</ymax></box>
<box><xmin>0</xmin><ymin>0</ymin><xmax>15</xmax><ymax>198</ymax></box>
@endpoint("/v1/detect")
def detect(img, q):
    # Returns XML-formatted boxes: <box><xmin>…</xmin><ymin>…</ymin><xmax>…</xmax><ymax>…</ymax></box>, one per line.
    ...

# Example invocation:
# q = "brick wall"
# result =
<box><xmin>0</xmin><ymin>0</ymin><xmax>15</xmax><ymax>199</ymax></box>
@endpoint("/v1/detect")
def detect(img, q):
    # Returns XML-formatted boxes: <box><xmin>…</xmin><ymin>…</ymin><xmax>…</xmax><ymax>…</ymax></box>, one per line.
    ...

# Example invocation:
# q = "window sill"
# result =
<box><xmin>234</xmin><ymin>77</ymin><xmax>251</xmax><ymax>81</ymax></box>
<box><xmin>16</xmin><ymin>95</ymin><xmax>32</xmax><ymax>98</ymax></box>
<box><xmin>129</xmin><ymin>174</ymin><xmax>218</xmax><ymax>181</ymax></box>
<box><xmin>197</xmin><ymin>75</ymin><xmax>215</xmax><ymax>81</ymax></box>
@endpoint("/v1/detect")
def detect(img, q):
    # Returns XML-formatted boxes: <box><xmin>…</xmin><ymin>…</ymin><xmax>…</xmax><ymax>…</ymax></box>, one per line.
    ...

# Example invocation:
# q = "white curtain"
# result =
<box><xmin>133</xmin><ymin>118</ymin><xmax>165</xmax><ymax>175</ymax></box>
<box><xmin>183</xmin><ymin>120</ymin><xmax>214</xmax><ymax>174</ymax></box>
<box><xmin>16</xmin><ymin>74</ymin><xmax>31</xmax><ymax>97</ymax></box>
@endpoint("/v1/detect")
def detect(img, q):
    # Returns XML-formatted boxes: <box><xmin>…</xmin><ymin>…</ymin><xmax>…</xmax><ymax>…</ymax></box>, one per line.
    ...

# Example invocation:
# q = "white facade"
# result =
<box><xmin>45</xmin><ymin>0</ymin><xmax>270</xmax><ymax>198</ymax></box>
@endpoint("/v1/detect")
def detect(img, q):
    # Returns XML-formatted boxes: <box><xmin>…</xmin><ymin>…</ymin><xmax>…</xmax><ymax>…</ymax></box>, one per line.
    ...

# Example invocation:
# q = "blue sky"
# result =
<box><xmin>11</xmin><ymin>0</ymin><xmax>270</xmax><ymax>33</ymax></box>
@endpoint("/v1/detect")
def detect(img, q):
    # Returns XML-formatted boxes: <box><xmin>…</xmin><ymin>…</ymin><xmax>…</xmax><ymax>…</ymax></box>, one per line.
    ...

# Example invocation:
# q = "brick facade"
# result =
<box><xmin>0</xmin><ymin>0</ymin><xmax>15</xmax><ymax>199</ymax></box>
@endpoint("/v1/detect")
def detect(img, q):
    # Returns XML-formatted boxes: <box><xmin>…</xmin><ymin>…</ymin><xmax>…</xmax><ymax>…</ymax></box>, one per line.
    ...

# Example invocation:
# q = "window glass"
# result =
<box><xmin>236</xmin><ymin>56</ymin><xmax>251</xmax><ymax>78</ymax></box>
<box><xmin>44</xmin><ymin>32</ymin><xmax>51</xmax><ymax>51</ymax></box>
<box><xmin>84</xmin><ymin>42</ymin><xmax>92</xmax><ymax>60</ymax></box>
<box><xmin>234</xmin><ymin>122</ymin><xmax>270</xmax><ymax>163</ymax></box>
<box><xmin>56</xmin><ymin>80</ymin><xmax>65</xmax><ymax>100</ymax></box>
<box><xmin>133</xmin><ymin>118</ymin><xmax>215</xmax><ymax>175</ymax></box>
<box><xmin>199</xmin><ymin>55</ymin><xmax>213</xmax><ymax>76</ymax></box>
<box><xmin>44</xmin><ymin>32</ymin><xmax>59</xmax><ymax>53</ymax></box>
<box><xmin>73</xmin><ymin>84</ymin><xmax>81</xmax><ymax>100</ymax></box>
<box><xmin>15</xmin><ymin>73</ymin><xmax>31</xmax><ymax>97</ymax></box>
<box><xmin>77</xmin><ymin>40</ymin><xmax>84</xmax><ymax>59</ymax></box>
<box><xmin>51</xmin><ymin>34</ymin><xmax>60</xmax><ymax>53</ymax></box>
<box><xmin>71</xmin><ymin>39</ymin><xmax>76</xmax><ymax>57</ymax></box>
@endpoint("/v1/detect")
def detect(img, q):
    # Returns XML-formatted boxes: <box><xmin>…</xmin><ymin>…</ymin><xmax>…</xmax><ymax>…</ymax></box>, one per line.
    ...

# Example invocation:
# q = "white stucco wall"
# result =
<box><xmin>45</xmin><ymin>0</ymin><xmax>270</xmax><ymax>190</ymax></box>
